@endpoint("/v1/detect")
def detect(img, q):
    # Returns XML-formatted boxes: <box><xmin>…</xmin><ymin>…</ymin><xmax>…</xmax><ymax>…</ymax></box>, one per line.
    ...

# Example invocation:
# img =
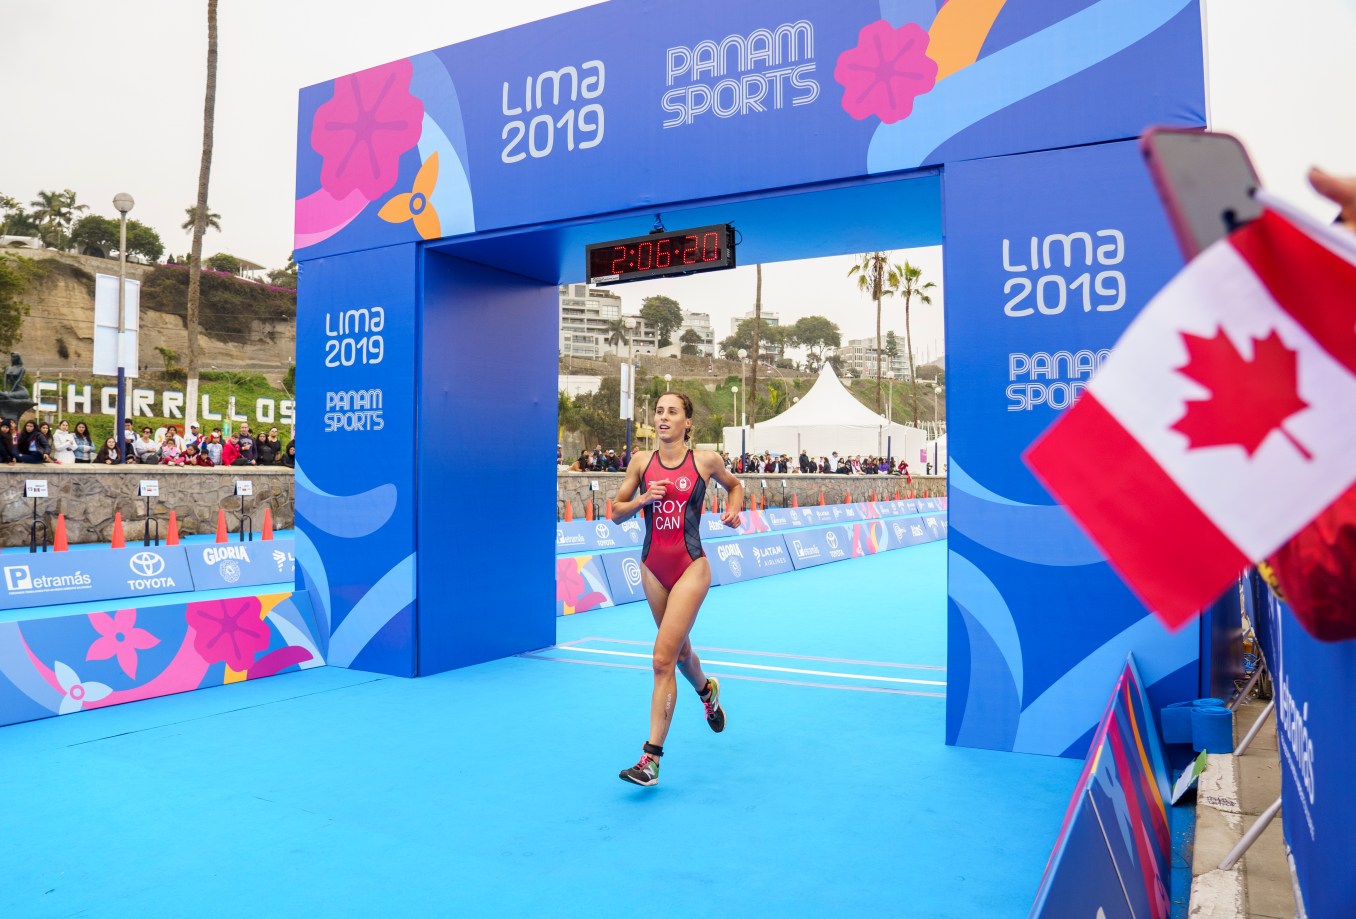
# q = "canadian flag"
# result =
<box><xmin>1026</xmin><ymin>208</ymin><xmax>1356</xmax><ymax>629</ymax></box>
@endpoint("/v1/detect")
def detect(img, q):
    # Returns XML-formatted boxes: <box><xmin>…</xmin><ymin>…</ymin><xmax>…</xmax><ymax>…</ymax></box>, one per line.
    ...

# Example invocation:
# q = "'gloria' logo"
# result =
<box><xmin>129</xmin><ymin>552</ymin><xmax>165</xmax><ymax>578</ymax></box>
<box><xmin>203</xmin><ymin>546</ymin><xmax>250</xmax><ymax>565</ymax></box>
<box><xmin>4</xmin><ymin>565</ymin><xmax>32</xmax><ymax>591</ymax></box>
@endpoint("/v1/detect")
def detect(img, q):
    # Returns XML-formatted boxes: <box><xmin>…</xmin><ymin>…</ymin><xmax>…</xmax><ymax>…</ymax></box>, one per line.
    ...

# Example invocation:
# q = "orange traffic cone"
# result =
<box><xmin>605</xmin><ymin>498</ymin><xmax>613</xmax><ymax>519</ymax></box>
<box><xmin>791</xmin><ymin>493</ymin><xmax>798</xmax><ymax>507</ymax></box>
<box><xmin>584</xmin><ymin>500</ymin><xmax>594</xmax><ymax>521</ymax></box>
<box><xmin>111</xmin><ymin>512</ymin><xmax>125</xmax><ymax>549</ymax></box>
<box><xmin>166</xmin><ymin>511</ymin><xmax>180</xmax><ymax>546</ymax></box>
<box><xmin>563</xmin><ymin>501</ymin><xmax>573</xmax><ymax>522</ymax></box>
<box><xmin>819</xmin><ymin>491</ymin><xmax>825</xmax><ymax>506</ymax></box>
<box><xmin>844</xmin><ymin>491</ymin><xmax>851</xmax><ymax>504</ymax></box>
<box><xmin>53</xmin><ymin>514</ymin><xmax>68</xmax><ymax>552</ymax></box>
<box><xmin>262</xmin><ymin>507</ymin><xmax>274</xmax><ymax>541</ymax></box>
<box><xmin>872</xmin><ymin>490</ymin><xmax>878</xmax><ymax>502</ymax></box>
<box><xmin>215</xmin><ymin>508</ymin><xmax>228</xmax><ymax>543</ymax></box>
<box><xmin>711</xmin><ymin>492</ymin><xmax>719</xmax><ymax>513</ymax></box>
<box><xmin>895</xmin><ymin>489</ymin><xmax>901</xmax><ymax>500</ymax></box>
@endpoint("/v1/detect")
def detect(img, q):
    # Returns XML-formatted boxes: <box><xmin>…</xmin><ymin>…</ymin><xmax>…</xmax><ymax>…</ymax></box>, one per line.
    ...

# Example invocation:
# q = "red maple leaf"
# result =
<box><xmin>1171</xmin><ymin>328</ymin><xmax>1311</xmax><ymax>459</ymax></box>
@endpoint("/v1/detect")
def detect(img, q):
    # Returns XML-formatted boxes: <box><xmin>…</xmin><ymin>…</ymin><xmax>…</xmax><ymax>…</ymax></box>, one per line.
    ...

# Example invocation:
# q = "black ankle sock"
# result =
<box><xmin>698</xmin><ymin>679</ymin><xmax>712</xmax><ymax>700</ymax></box>
<box><xmin>643</xmin><ymin>742</ymin><xmax>664</xmax><ymax>757</ymax></box>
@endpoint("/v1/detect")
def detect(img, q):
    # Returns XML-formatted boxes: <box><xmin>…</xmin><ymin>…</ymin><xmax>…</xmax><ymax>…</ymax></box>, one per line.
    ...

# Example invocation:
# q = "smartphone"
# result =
<box><xmin>1140</xmin><ymin>127</ymin><xmax>1263</xmax><ymax>259</ymax></box>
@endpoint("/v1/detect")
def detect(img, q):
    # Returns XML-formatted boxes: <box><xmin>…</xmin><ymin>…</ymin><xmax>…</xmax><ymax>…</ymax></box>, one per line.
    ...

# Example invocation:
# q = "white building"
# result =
<box><xmin>559</xmin><ymin>284</ymin><xmax>623</xmax><ymax>359</ymax></box>
<box><xmin>678</xmin><ymin>311</ymin><xmax>716</xmax><ymax>356</ymax></box>
<box><xmin>728</xmin><ymin>310</ymin><xmax>780</xmax><ymax>335</ymax></box>
<box><xmin>838</xmin><ymin>336</ymin><xmax>910</xmax><ymax>380</ymax></box>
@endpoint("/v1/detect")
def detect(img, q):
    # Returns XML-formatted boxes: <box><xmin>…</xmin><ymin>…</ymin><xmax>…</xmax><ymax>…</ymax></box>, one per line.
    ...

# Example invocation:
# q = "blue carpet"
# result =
<box><xmin>0</xmin><ymin>541</ymin><xmax>1081</xmax><ymax>918</ymax></box>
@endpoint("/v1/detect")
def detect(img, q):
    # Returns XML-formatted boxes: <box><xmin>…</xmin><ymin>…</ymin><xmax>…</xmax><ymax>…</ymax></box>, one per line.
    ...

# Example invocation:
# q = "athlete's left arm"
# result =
<box><xmin>698</xmin><ymin>451</ymin><xmax>743</xmax><ymax>529</ymax></box>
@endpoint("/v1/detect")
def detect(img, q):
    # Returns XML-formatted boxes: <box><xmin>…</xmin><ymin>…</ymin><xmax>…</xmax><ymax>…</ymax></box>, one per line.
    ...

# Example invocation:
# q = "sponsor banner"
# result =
<box><xmin>186</xmin><ymin>539</ymin><xmax>297</xmax><ymax>592</ymax></box>
<box><xmin>785</xmin><ymin>527</ymin><xmax>854</xmax><ymax>570</ymax></box>
<box><xmin>584</xmin><ymin>502</ymin><xmax>947</xmax><ymax>553</ymax></box>
<box><xmin>707</xmin><ymin>534</ymin><xmax>793</xmax><ymax>586</ymax></box>
<box><xmin>555</xmin><ymin>555</ymin><xmax>614</xmax><ymax>616</ymax></box>
<box><xmin>1</xmin><ymin>546</ymin><xmax>193</xmax><ymax>612</ymax></box>
<box><xmin>555</xmin><ymin>518</ymin><xmax>645</xmax><ymax>554</ymax></box>
<box><xmin>1030</xmin><ymin>658</ymin><xmax>1172</xmax><ymax>918</ymax></box>
<box><xmin>886</xmin><ymin>518</ymin><xmax>934</xmax><ymax>550</ymax></box>
<box><xmin>599</xmin><ymin>549</ymin><xmax>646</xmax><ymax>607</ymax></box>
<box><xmin>1269</xmin><ymin>592</ymin><xmax>1356</xmax><ymax>919</ymax></box>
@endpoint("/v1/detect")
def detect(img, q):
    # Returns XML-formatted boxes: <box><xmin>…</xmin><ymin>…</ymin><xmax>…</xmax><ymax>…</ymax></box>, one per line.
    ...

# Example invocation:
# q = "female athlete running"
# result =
<box><xmin>610</xmin><ymin>391</ymin><xmax>743</xmax><ymax>786</ymax></box>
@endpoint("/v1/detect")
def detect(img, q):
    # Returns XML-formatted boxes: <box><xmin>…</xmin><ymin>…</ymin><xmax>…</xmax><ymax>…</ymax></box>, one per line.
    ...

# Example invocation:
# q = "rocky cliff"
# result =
<box><xmin>8</xmin><ymin>250</ymin><xmax>296</xmax><ymax>383</ymax></box>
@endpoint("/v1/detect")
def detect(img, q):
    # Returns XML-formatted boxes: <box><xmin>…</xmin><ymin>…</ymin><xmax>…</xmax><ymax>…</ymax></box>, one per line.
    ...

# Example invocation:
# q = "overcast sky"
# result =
<box><xmin>4</xmin><ymin>1</ymin><xmax>1353</xmax><ymax>360</ymax></box>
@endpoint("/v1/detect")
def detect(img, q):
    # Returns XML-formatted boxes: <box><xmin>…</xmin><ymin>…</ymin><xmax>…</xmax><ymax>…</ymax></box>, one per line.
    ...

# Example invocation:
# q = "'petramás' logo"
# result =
<box><xmin>4</xmin><ymin>565</ymin><xmax>31</xmax><ymax>591</ymax></box>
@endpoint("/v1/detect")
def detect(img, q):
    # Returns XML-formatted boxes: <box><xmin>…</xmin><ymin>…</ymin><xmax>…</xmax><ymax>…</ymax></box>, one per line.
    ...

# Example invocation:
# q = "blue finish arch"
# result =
<box><xmin>294</xmin><ymin>0</ymin><xmax>1206</xmax><ymax>757</ymax></box>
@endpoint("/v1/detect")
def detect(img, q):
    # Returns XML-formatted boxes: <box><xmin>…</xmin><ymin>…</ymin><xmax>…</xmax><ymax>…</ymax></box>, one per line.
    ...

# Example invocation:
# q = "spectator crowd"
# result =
<box><xmin>0</xmin><ymin>418</ymin><xmax>295</xmax><ymax>468</ymax></box>
<box><xmin>562</xmin><ymin>444</ymin><xmax>927</xmax><ymax>477</ymax></box>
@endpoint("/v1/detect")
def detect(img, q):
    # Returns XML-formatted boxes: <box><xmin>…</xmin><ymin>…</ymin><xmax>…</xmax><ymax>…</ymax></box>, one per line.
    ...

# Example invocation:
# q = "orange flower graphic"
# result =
<box><xmin>378</xmin><ymin>152</ymin><xmax>441</xmax><ymax>239</ymax></box>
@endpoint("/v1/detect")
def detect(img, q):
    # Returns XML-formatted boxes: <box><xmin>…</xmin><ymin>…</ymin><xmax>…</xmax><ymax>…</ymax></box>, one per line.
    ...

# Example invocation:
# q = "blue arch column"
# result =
<box><xmin>416</xmin><ymin>252</ymin><xmax>557</xmax><ymax>673</ymax></box>
<box><xmin>295</xmin><ymin>245</ymin><xmax>556</xmax><ymax>676</ymax></box>
<box><xmin>940</xmin><ymin>140</ymin><xmax>1201</xmax><ymax>756</ymax></box>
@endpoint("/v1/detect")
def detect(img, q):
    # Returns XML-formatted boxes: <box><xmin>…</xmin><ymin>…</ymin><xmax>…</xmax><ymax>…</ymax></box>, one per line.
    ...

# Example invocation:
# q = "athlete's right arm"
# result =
<box><xmin>610</xmin><ymin>452</ymin><xmax>666</xmax><ymax>522</ymax></box>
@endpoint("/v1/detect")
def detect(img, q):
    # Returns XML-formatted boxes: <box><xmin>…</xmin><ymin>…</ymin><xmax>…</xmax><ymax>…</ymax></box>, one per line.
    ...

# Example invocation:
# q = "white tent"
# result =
<box><xmin>723</xmin><ymin>363</ymin><xmax>927</xmax><ymax>462</ymax></box>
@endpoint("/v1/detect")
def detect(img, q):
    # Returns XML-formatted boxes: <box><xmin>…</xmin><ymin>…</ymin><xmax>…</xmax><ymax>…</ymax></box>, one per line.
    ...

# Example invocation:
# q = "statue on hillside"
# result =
<box><xmin>0</xmin><ymin>352</ymin><xmax>35</xmax><ymax>421</ymax></box>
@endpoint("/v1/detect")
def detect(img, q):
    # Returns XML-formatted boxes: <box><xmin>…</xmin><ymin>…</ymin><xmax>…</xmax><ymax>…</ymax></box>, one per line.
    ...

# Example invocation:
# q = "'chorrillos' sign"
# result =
<box><xmin>32</xmin><ymin>381</ymin><xmax>295</xmax><ymax>427</ymax></box>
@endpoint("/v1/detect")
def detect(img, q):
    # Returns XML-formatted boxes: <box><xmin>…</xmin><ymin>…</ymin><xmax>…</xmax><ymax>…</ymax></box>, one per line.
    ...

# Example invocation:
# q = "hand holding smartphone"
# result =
<box><xmin>1140</xmin><ymin>127</ymin><xmax>1263</xmax><ymax>259</ymax></box>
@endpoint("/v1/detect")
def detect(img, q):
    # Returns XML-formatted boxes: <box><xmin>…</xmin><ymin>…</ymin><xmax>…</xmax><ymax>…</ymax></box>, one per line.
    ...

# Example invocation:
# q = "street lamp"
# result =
<box><xmin>886</xmin><ymin>370</ymin><xmax>895</xmax><ymax>425</ymax></box>
<box><xmin>933</xmin><ymin>384</ymin><xmax>942</xmax><ymax>433</ymax></box>
<box><xmin>664</xmin><ymin>373</ymin><xmax>672</xmax><ymax>392</ymax></box>
<box><xmin>113</xmin><ymin>192</ymin><xmax>134</xmax><ymax>462</ymax></box>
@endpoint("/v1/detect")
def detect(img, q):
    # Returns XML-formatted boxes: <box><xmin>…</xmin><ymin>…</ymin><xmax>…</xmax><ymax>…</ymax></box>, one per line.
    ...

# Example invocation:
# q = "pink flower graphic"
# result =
<box><xmin>86</xmin><ymin>609</ymin><xmax>160</xmax><ymax>679</ymax></box>
<box><xmin>834</xmin><ymin>21</ymin><xmax>938</xmax><ymax>125</ymax></box>
<box><xmin>556</xmin><ymin>558</ymin><xmax>607</xmax><ymax>612</ymax></box>
<box><xmin>311</xmin><ymin>59</ymin><xmax>424</xmax><ymax>201</ymax></box>
<box><xmin>186</xmin><ymin>598</ymin><xmax>271</xmax><ymax>672</ymax></box>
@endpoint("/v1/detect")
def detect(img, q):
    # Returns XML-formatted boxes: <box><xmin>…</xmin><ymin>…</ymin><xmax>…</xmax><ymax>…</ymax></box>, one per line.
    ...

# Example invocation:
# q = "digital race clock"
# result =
<box><xmin>586</xmin><ymin>223</ymin><xmax>735</xmax><ymax>285</ymax></box>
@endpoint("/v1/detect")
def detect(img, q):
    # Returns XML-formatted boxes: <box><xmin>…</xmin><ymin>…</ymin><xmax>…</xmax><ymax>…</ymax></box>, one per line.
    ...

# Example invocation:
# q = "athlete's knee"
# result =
<box><xmin>652</xmin><ymin>647</ymin><xmax>678</xmax><ymax>676</ymax></box>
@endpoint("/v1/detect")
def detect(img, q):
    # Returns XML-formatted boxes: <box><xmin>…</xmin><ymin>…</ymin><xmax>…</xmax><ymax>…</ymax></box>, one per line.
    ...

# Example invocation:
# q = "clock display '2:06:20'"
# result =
<box><xmin>585</xmin><ymin>223</ymin><xmax>736</xmax><ymax>285</ymax></box>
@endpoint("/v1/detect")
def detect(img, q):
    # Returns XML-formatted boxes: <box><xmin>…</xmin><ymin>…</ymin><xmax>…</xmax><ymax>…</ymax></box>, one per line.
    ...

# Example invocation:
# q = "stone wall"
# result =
<box><xmin>9</xmin><ymin>250</ymin><xmax>296</xmax><ymax>380</ymax></box>
<box><xmin>556</xmin><ymin>472</ymin><xmax>945</xmax><ymax>518</ymax></box>
<box><xmin>1</xmin><ymin>467</ymin><xmax>293</xmax><ymax>548</ymax></box>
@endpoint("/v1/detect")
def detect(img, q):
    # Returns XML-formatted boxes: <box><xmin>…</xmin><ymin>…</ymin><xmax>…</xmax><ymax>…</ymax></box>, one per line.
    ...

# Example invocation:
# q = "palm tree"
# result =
<box><xmin>848</xmin><ymin>252</ymin><xmax>902</xmax><ymax>412</ymax></box>
<box><xmin>181</xmin><ymin>206</ymin><xmax>222</xmax><ymax>234</ymax></box>
<box><xmin>185</xmin><ymin>0</ymin><xmax>218</xmax><ymax>431</ymax></box>
<box><xmin>605</xmin><ymin>317</ymin><xmax>629</xmax><ymax>353</ymax></box>
<box><xmin>897</xmin><ymin>261</ymin><xmax>936</xmax><ymax>424</ymax></box>
<box><xmin>29</xmin><ymin>189</ymin><xmax>86</xmax><ymax>249</ymax></box>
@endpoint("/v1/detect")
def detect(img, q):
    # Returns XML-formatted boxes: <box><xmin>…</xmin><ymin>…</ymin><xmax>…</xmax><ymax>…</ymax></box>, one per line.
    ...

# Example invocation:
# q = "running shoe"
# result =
<box><xmin>619</xmin><ymin>753</ymin><xmax>660</xmax><ymax>787</ymax></box>
<box><xmin>702</xmin><ymin>677</ymin><xmax>726</xmax><ymax>733</ymax></box>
